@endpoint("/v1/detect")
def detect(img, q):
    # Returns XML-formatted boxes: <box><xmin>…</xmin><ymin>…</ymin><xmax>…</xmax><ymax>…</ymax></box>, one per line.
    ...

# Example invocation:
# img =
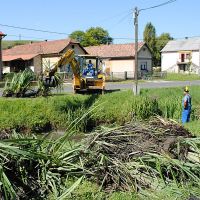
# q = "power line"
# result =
<box><xmin>99</xmin><ymin>9</ymin><xmax>133</xmax><ymax>23</ymax></box>
<box><xmin>6</xmin><ymin>34</ymin><xmax>51</xmax><ymax>41</ymax></box>
<box><xmin>114</xmin><ymin>11</ymin><xmax>133</xmax><ymax>26</ymax></box>
<box><xmin>139</xmin><ymin>0</ymin><xmax>177</xmax><ymax>12</ymax></box>
<box><xmin>0</xmin><ymin>22</ymin><xmax>136</xmax><ymax>41</ymax></box>
<box><xmin>0</xmin><ymin>23</ymin><xmax>70</xmax><ymax>35</ymax></box>
<box><xmin>5</xmin><ymin>33</ymin><xmax>200</xmax><ymax>43</ymax></box>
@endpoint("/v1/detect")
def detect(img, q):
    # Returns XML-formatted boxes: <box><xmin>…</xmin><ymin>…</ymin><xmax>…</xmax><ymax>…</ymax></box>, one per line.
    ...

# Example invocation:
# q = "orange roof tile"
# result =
<box><xmin>85</xmin><ymin>42</ymin><xmax>145</xmax><ymax>58</ymax></box>
<box><xmin>2</xmin><ymin>38</ymin><xmax>81</xmax><ymax>61</ymax></box>
<box><xmin>3</xmin><ymin>54</ymin><xmax>38</xmax><ymax>61</ymax></box>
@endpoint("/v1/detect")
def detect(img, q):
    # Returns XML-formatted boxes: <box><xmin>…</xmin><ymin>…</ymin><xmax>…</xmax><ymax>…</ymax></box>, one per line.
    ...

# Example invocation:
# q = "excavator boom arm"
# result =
<box><xmin>45</xmin><ymin>49</ymin><xmax>81</xmax><ymax>80</ymax></box>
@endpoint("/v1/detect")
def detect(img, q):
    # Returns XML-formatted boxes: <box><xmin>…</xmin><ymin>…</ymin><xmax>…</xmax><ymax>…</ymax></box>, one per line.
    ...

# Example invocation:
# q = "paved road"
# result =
<box><xmin>58</xmin><ymin>80</ymin><xmax>200</xmax><ymax>93</ymax></box>
<box><xmin>1</xmin><ymin>80</ymin><xmax>200</xmax><ymax>96</ymax></box>
<box><xmin>107</xmin><ymin>80</ymin><xmax>200</xmax><ymax>90</ymax></box>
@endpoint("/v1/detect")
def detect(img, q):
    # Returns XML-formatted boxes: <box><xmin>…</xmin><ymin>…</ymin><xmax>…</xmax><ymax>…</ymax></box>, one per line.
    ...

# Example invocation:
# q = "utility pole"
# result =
<box><xmin>0</xmin><ymin>31</ymin><xmax>6</xmax><ymax>81</ymax></box>
<box><xmin>133</xmin><ymin>7</ymin><xmax>139</xmax><ymax>95</ymax></box>
<box><xmin>199</xmin><ymin>44</ymin><xmax>200</xmax><ymax>76</ymax></box>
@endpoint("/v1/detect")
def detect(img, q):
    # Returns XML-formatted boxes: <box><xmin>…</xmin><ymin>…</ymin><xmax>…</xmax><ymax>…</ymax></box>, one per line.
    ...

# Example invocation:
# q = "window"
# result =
<box><xmin>181</xmin><ymin>54</ymin><xmax>185</xmax><ymax>62</ymax></box>
<box><xmin>179</xmin><ymin>52</ymin><xmax>191</xmax><ymax>62</ymax></box>
<box><xmin>186</xmin><ymin>53</ymin><xmax>191</xmax><ymax>60</ymax></box>
<box><xmin>71</xmin><ymin>45</ymin><xmax>75</xmax><ymax>49</ymax></box>
<box><xmin>140</xmin><ymin>62</ymin><xmax>147</xmax><ymax>70</ymax></box>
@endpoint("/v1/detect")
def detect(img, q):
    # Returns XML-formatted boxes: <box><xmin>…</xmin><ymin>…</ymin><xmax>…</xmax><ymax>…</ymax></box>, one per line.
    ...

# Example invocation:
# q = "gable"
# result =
<box><xmin>138</xmin><ymin>44</ymin><xmax>152</xmax><ymax>58</ymax></box>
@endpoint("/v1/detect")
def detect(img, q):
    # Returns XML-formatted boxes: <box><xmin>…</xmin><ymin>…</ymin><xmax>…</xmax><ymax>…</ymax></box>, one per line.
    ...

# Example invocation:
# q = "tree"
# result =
<box><xmin>69</xmin><ymin>30</ymin><xmax>85</xmax><ymax>45</ymax></box>
<box><xmin>69</xmin><ymin>27</ymin><xmax>113</xmax><ymax>47</ymax></box>
<box><xmin>143</xmin><ymin>22</ymin><xmax>157</xmax><ymax>66</ymax></box>
<box><xmin>155</xmin><ymin>33</ymin><xmax>173</xmax><ymax>66</ymax></box>
<box><xmin>156</xmin><ymin>33</ymin><xmax>173</xmax><ymax>51</ymax></box>
<box><xmin>143</xmin><ymin>23</ymin><xmax>173</xmax><ymax>66</ymax></box>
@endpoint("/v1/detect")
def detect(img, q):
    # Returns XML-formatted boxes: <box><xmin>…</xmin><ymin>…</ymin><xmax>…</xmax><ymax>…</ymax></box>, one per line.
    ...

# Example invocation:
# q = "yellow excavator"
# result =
<box><xmin>43</xmin><ymin>49</ymin><xmax>105</xmax><ymax>94</ymax></box>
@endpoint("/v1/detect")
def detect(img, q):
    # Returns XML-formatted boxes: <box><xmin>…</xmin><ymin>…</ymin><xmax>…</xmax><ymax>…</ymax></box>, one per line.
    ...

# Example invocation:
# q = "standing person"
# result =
<box><xmin>182</xmin><ymin>86</ymin><xmax>192</xmax><ymax>124</ymax></box>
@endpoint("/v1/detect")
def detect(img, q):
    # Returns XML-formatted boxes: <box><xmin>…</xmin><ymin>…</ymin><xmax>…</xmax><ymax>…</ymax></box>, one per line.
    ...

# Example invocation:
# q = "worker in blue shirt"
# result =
<box><xmin>83</xmin><ymin>60</ymin><xmax>95</xmax><ymax>76</ymax></box>
<box><xmin>182</xmin><ymin>86</ymin><xmax>192</xmax><ymax>124</ymax></box>
<box><xmin>87</xmin><ymin>60</ymin><xmax>95</xmax><ymax>76</ymax></box>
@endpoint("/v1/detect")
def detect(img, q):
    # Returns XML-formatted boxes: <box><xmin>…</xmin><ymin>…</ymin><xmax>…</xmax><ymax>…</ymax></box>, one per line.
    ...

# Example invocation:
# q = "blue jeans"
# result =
<box><xmin>182</xmin><ymin>109</ymin><xmax>191</xmax><ymax>124</ymax></box>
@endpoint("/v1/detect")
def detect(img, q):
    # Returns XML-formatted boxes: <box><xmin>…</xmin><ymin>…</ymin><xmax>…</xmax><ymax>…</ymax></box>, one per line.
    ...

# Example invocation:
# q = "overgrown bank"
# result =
<box><xmin>1</xmin><ymin>86</ymin><xmax>200</xmax><ymax>135</ymax></box>
<box><xmin>1</xmin><ymin>117</ymin><xmax>200</xmax><ymax>200</ymax></box>
<box><xmin>1</xmin><ymin>86</ymin><xmax>200</xmax><ymax>199</ymax></box>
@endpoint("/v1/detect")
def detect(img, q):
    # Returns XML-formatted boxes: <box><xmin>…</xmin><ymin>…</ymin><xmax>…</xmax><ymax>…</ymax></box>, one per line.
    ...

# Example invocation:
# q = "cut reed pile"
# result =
<box><xmin>81</xmin><ymin>117</ymin><xmax>200</xmax><ymax>191</ymax></box>
<box><xmin>1</xmin><ymin>117</ymin><xmax>200</xmax><ymax>199</ymax></box>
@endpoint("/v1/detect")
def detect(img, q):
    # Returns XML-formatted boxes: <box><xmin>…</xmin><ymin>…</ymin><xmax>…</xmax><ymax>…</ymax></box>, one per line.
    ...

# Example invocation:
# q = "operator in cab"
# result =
<box><xmin>83</xmin><ymin>60</ymin><xmax>95</xmax><ymax>76</ymax></box>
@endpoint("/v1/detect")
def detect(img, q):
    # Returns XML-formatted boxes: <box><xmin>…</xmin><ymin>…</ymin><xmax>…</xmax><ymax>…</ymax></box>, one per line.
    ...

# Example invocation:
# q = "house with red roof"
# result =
<box><xmin>85</xmin><ymin>42</ymin><xmax>152</xmax><ymax>78</ymax></box>
<box><xmin>2</xmin><ymin>39</ymin><xmax>87</xmax><ymax>74</ymax></box>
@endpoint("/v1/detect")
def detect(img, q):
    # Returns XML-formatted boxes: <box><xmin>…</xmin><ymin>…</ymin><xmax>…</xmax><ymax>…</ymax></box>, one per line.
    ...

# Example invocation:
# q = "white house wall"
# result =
<box><xmin>109</xmin><ymin>60</ymin><xmax>134</xmax><ymax>73</ymax></box>
<box><xmin>161</xmin><ymin>52</ymin><xmax>179</xmax><ymax>72</ymax></box>
<box><xmin>2</xmin><ymin>66</ymin><xmax>10</xmax><ymax>74</ymax></box>
<box><xmin>42</xmin><ymin>56</ymin><xmax>60</xmax><ymax>72</ymax></box>
<box><xmin>192</xmin><ymin>51</ymin><xmax>200</xmax><ymax>66</ymax></box>
<box><xmin>161</xmin><ymin>51</ymin><xmax>200</xmax><ymax>73</ymax></box>
<box><xmin>107</xmin><ymin>45</ymin><xmax>152</xmax><ymax>74</ymax></box>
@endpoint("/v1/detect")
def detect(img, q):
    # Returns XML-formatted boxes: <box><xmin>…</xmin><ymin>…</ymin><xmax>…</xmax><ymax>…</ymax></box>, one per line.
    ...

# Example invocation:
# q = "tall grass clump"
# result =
<box><xmin>92</xmin><ymin>90</ymin><xmax>161</xmax><ymax>125</ymax></box>
<box><xmin>3</xmin><ymin>69</ymin><xmax>35</xmax><ymax>97</ymax></box>
<box><xmin>0</xmin><ymin>133</ymin><xmax>85</xmax><ymax>199</ymax></box>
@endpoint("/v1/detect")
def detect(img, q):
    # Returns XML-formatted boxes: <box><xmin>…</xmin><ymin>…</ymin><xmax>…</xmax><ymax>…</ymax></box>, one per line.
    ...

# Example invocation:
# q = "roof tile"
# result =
<box><xmin>161</xmin><ymin>37</ymin><xmax>200</xmax><ymax>52</ymax></box>
<box><xmin>2</xmin><ymin>38</ymin><xmax>78</xmax><ymax>60</ymax></box>
<box><xmin>3</xmin><ymin>54</ymin><xmax>38</xmax><ymax>61</ymax></box>
<box><xmin>85</xmin><ymin>42</ymin><xmax>145</xmax><ymax>58</ymax></box>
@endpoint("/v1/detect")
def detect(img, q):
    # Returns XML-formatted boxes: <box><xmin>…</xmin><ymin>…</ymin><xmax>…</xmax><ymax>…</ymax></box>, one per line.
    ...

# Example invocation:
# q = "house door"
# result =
<box><xmin>181</xmin><ymin>54</ymin><xmax>185</xmax><ymax>62</ymax></box>
<box><xmin>179</xmin><ymin>64</ymin><xmax>186</xmax><ymax>71</ymax></box>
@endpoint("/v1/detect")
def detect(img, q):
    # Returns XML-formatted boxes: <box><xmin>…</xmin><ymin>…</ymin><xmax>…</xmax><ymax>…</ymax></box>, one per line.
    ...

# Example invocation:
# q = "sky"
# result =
<box><xmin>1</xmin><ymin>0</ymin><xmax>200</xmax><ymax>43</ymax></box>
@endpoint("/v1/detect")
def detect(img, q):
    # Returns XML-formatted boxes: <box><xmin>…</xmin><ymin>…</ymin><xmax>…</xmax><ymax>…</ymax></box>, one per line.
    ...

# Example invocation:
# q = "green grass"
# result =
<box><xmin>0</xmin><ymin>82</ymin><xmax>5</xmax><ymax>88</ymax></box>
<box><xmin>62</xmin><ymin>180</ymin><xmax>200</xmax><ymax>200</ymax></box>
<box><xmin>1</xmin><ymin>86</ymin><xmax>200</xmax><ymax>135</ymax></box>
<box><xmin>163</xmin><ymin>73</ymin><xmax>200</xmax><ymax>81</ymax></box>
<box><xmin>2</xmin><ymin>40</ymin><xmax>38</xmax><ymax>50</ymax></box>
<box><xmin>0</xmin><ymin>94</ymin><xmax>93</xmax><ymax>132</ymax></box>
<box><xmin>185</xmin><ymin>121</ymin><xmax>200</xmax><ymax>136</ymax></box>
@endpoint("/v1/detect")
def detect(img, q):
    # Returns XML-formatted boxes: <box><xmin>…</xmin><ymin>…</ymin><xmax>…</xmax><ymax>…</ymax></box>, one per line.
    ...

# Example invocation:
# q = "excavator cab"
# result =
<box><xmin>73</xmin><ymin>55</ymin><xmax>105</xmax><ymax>93</ymax></box>
<box><xmin>76</xmin><ymin>55</ymin><xmax>103</xmax><ymax>78</ymax></box>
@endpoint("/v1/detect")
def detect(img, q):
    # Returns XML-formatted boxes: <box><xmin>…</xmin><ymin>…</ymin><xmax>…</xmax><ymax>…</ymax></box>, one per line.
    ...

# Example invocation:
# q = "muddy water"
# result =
<box><xmin>42</xmin><ymin>130</ymin><xmax>85</xmax><ymax>141</ymax></box>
